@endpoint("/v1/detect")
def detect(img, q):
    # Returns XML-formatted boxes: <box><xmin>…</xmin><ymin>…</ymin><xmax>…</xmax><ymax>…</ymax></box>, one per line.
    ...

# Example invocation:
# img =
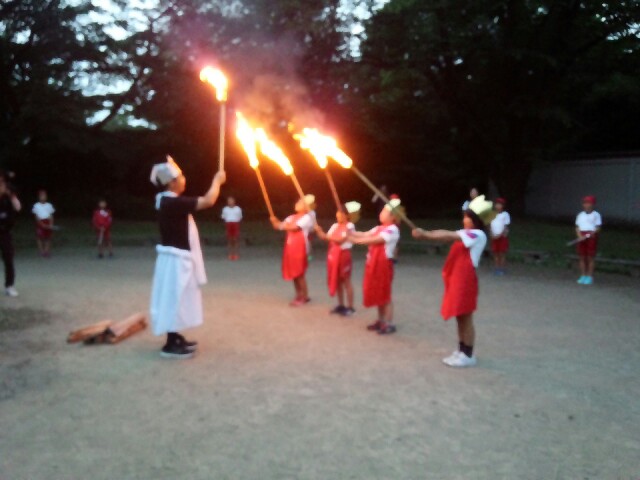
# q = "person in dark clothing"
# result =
<box><xmin>0</xmin><ymin>173</ymin><xmax>22</xmax><ymax>297</ymax></box>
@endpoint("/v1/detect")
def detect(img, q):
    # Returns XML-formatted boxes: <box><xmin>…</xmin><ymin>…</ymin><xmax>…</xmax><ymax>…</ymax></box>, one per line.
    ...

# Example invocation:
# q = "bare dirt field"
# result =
<box><xmin>1</xmin><ymin>246</ymin><xmax>639</xmax><ymax>480</ymax></box>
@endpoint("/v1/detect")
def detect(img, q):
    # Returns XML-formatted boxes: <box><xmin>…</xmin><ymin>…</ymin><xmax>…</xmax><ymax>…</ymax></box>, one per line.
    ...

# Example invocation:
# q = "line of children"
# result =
<box><xmin>270</xmin><ymin>194</ymin><xmax>316</xmax><ymax>306</ymax></box>
<box><xmin>32</xmin><ymin>189</ymin><xmax>55</xmax><ymax>258</ymax></box>
<box><xmin>92</xmin><ymin>199</ymin><xmax>113</xmax><ymax>258</ymax></box>
<box><xmin>221</xmin><ymin>196</ymin><xmax>242</xmax><ymax>260</ymax></box>
<box><xmin>413</xmin><ymin>195</ymin><xmax>494</xmax><ymax>367</ymax></box>
<box><xmin>575</xmin><ymin>195</ymin><xmax>602</xmax><ymax>285</ymax></box>
<box><xmin>348</xmin><ymin>197</ymin><xmax>403</xmax><ymax>335</ymax></box>
<box><xmin>314</xmin><ymin>201</ymin><xmax>361</xmax><ymax>316</ymax></box>
<box><xmin>149</xmin><ymin>155</ymin><xmax>226</xmax><ymax>359</ymax></box>
<box><xmin>490</xmin><ymin>197</ymin><xmax>510</xmax><ymax>275</ymax></box>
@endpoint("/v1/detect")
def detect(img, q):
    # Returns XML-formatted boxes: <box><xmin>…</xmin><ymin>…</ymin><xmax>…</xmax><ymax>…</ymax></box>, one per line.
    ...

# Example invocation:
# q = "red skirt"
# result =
<box><xmin>577</xmin><ymin>231</ymin><xmax>598</xmax><ymax>257</ymax></box>
<box><xmin>327</xmin><ymin>245</ymin><xmax>352</xmax><ymax>296</ymax></box>
<box><xmin>491</xmin><ymin>236</ymin><xmax>509</xmax><ymax>253</ymax></box>
<box><xmin>282</xmin><ymin>230</ymin><xmax>308</xmax><ymax>281</ymax></box>
<box><xmin>36</xmin><ymin>219</ymin><xmax>53</xmax><ymax>240</ymax></box>
<box><xmin>441</xmin><ymin>241</ymin><xmax>478</xmax><ymax>320</ymax></box>
<box><xmin>225</xmin><ymin>222</ymin><xmax>240</xmax><ymax>239</ymax></box>
<box><xmin>96</xmin><ymin>228</ymin><xmax>111</xmax><ymax>242</ymax></box>
<box><xmin>363</xmin><ymin>244</ymin><xmax>394</xmax><ymax>307</ymax></box>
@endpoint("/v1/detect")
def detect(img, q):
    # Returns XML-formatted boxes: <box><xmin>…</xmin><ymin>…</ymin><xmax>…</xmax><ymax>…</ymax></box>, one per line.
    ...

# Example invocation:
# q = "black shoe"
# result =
<box><xmin>377</xmin><ymin>323</ymin><xmax>397</xmax><ymax>335</ymax></box>
<box><xmin>330</xmin><ymin>305</ymin><xmax>346</xmax><ymax>315</ymax></box>
<box><xmin>341</xmin><ymin>307</ymin><xmax>356</xmax><ymax>317</ymax></box>
<box><xmin>160</xmin><ymin>343</ymin><xmax>195</xmax><ymax>359</ymax></box>
<box><xmin>367</xmin><ymin>320</ymin><xmax>382</xmax><ymax>331</ymax></box>
<box><xmin>176</xmin><ymin>334</ymin><xmax>197</xmax><ymax>352</ymax></box>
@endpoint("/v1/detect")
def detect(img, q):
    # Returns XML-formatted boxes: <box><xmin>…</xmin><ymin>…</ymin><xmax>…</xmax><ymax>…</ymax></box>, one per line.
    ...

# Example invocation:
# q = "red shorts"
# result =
<box><xmin>97</xmin><ymin>228</ymin><xmax>111</xmax><ymax>243</ymax></box>
<box><xmin>36</xmin><ymin>219</ymin><xmax>53</xmax><ymax>240</ymax></box>
<box><xmin>491</xmin><ymin>236</ymin><xmax>509</xmax><ymax>253</ymax></box>
<box><xmin>577</xmin><ymin>231</ymin><xmax>598</xmax><ymax>257</ymax></box>
<box><xmin>225</xmin><ymin>222</ymin><xmax>240</xmax><ymax>239</ymax></box>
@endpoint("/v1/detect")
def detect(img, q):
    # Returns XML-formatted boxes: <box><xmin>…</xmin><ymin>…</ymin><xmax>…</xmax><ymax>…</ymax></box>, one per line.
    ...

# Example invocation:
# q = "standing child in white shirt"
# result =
<box><xmin>221</xmin><ymin>196</ymin><xmax>243</xmax><ymax>260</ymax></box>
<box><xmin>32</xmin><ymin>189</ymin><xmax>55</xmax><ymax>258</ymax></box>
<box><xmin>490</xmin><ymin>198</ymin><xmax>510</xmax><ymax>275</ymax></box>
<box><xmin>575</xmin><ymin>195</ymin><xmax>602</xmax><ymax>285</ymax></box>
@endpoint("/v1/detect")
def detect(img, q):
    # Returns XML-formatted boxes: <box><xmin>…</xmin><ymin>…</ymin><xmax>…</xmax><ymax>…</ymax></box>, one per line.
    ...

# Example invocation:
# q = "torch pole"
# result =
<box><xmin>218</xmin><ymin>102</ymin><xmax>226</xmax><ymax>171</ymax></box>
<box><xmin>324</xmin><ymin>167</ymin><xmax>342</xmax><ymax>210</ymax></box>
<box><xmin>351</xmin><ymin>166</ymin><xmax>417</xmax><ymax>230</ymax></box>
<box><xmin>290</xmin><ymin>173</ymin><xmax>306</xmax><ymax>200</ymax></box>
<box><xmin>254</xmin><ymin>167</ymin><xmax>275</xmax><ymax>217</ymax></box>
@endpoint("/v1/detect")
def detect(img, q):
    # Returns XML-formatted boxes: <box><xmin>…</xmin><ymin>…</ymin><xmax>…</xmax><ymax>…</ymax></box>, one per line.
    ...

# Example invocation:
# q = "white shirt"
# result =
<box><xmin>461</xmin><ymin>200</ymin><xmax>470</xmax><ymax>211</ymax></box>
<box><xmin>327</xmin><ymin>222</ymin><xmax>355</xmax><ymax>250</ymax></box>
<box><xmin>490</xmin><ymin>211</ymin><xmax>511</xmax><ymax>236</ymax></box>
<box><xmin>575</xmin><ymin>211</ymin><xmax>602</xmax><ymax>232</ymax></box>
<box><xmin>285</xmin><ymin>213</ymin><xmax>314</xmax><ymax>253</ymax></box>
<box><xmin>457</xmin><ymin>229</ymin><xmax>487</xmax><ymax>268</ymax></box>
<box><xmin>221</xmin><ymin>205</ymin><xmax>243</xmax><ymax>223</ymax></box>
<box><xmin>368</xmin><ymin>224</ymin><xmax>400</xmax><ymax>259</ymax></box>
<box><xmin>32</xmin><ymin>202</ymin><xmax>55</xmax><ymax>220</ymax></box>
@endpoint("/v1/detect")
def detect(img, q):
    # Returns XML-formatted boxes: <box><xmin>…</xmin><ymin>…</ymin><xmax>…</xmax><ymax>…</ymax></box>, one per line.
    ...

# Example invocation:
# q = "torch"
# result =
<box><xmin>294</xmin><ymin>128</ymin><xmax>342</xmax><ymax>210</ymax></box>
<box><xmin>235</xmin><ymin>113</ymin><xmax>274</xmax><ymax>217</ymax></box>
<box><xmin>255</xmin><ymin>128</ymin><xmax>306</xmax><ymax>200</ymax></box>
<box><xmin>199</xmin><ymin>66</ymin><xmax>229</xmax><ymax>171</ymax></box>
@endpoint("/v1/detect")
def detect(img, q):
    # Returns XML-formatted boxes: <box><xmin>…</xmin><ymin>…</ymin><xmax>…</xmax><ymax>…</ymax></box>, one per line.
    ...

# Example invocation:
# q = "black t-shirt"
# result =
<box><xmin>158</xmin><ymin>195</ymin><xmax>198</xmax><ymax>250</ymax></box>
<box><xmin>0</xmin><ymin>194</ymin><xmax>17</xmax><ymax>233</ymax></box>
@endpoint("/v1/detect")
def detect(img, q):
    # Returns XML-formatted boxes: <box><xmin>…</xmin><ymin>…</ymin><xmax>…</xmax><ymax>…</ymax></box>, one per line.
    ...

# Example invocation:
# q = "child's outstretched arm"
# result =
<box><xmin>197</xmin><ymin>171</ymin><xmax>226</xmax><ymax>210</ymax></box>
<box><xmin>348</xmin><ymin>231</ymin><xmax>384</xmax><ymax>246</ymax></box>
<box><xmin>412</xmin><ymin>228</ymin><xmax>459</xmax><ymax>244</ymax></box>
<box><xmin>314</xmin><ymin>223</ymin><xmax>328</xmax><ymax>240</ymax></box>
<box><xmin>271</xmin><ymin>216</ymin><xmax>302</xmax><ymax>232</ymax></box>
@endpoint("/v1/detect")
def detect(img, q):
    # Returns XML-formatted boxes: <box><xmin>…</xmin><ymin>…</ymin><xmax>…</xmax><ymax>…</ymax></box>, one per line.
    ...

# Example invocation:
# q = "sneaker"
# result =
<box><xmin>442</xmin><ymin>350</ymin><xmax>461</xmax><ymax>365</ymax></box>
<box><xmin>5</xmin><ymin>286</ymin><xmax>19</xmax><ymax>297</ymax></box>
<box><xmin>330</xmin><ymin>305</ymin><xmax>346</xmax><ymax>315</ymax></box>
<box><xmin>366</xmin><ymin>320</ymin><xmax>382</xmax><ymax>331</ymax></box>
<box><xmin>577</xmin><ymin>276</ymin><xmax>586</xmax><ymax>284</ymax></box>
<box><xmin>377</xmin><ymin>323</ymin><xmax>397</xmax><ymax>335</ymax></box>
<box><xmin>445</xmin><ymin>352</ymin><xmax>477</xmax><ymax>368</ymax></box>
<box><xmin>160</xmin><ymin>343</ymin><xmax>195</xmax><ymax>359</ymax></box>
<box><xmin>289</xmin><ymin>298</ymin><xmax>305</xmax><ymax>307</ymax></box>
<box><xmin>341</xmin><ymin>307</ymin><xmax>356</xmax><ymax>317</ymax></box>
<box><xmin>583</xmin><ymin>276</ymin><xmax>593</xmax><ymax>285</ymax></box>
<box><xmin>176</xmin><ymin>334</ymin><xmax>197</xmax><ymax>352</ymax></box>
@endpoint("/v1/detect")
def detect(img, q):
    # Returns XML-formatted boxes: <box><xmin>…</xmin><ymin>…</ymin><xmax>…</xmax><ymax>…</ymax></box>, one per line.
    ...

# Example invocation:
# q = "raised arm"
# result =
<box><xmin>412</xmin><ymin>228</ymin><xmax>460</xmax><ymax>243</ymax></box>
<box><xmin>196</xmin><ymin>171</ymin><xmax>226</xmax><ymax>211</ymax></box>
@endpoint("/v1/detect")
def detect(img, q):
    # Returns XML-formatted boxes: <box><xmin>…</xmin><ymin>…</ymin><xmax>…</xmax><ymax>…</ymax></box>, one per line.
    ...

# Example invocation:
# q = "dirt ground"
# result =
<box><xmin>1</xmin><ymin>245</ymin><xmax>639</xmax><ymax>480</ymax></box>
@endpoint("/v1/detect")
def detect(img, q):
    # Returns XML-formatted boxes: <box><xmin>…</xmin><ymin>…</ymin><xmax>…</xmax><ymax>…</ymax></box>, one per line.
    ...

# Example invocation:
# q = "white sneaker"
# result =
<box><xmin>442</xmin><ymin>350</ymin><xmax>461</xmax><ymax>366</ymax></box>
<box><xmin>5</xmin><ymin>286</ymin><xmax>19</xmax><ymax>297</ymax></box>
<box><xmin>446</xmin><ymin>352</ymin><xmax>477</xmax><ymax>368</ymax></box>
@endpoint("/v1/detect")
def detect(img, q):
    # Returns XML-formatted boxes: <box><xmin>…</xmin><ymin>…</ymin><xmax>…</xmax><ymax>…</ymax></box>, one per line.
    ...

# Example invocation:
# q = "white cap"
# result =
<box><xmin>384</xmin><ymin>198</ymin><xmax>402</xmax><ymax>211</ymax></box>
<box><xmin>345</xmin><ymin>201</ymin><xmax>361</xmax><ymax>214</ymax></box>
<box><xmin>304</xmin><ymin>194</ymin><xmax>316</xmax><ymax>207</ymax></box>
<box><xmin>150</xmin><ymin>155</ymin><xmax>182</xmax><ymax>186</ymax></box>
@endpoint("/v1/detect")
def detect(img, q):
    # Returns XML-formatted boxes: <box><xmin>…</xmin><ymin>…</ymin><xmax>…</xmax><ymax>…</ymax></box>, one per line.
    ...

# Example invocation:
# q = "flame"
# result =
<box><xmin>293</xmin><ymin>128</ymin><xmax>353</xmax><ymax>169</ymax></box>
<box><xmin>235</xmin><ymin>113</ymin><xmax>259</xmax><ymax>169</ymax></box>
<box><xmin>199</xmin><ymin>66</ymin><xmax>228</xmax><ymax>102</ymax></box>
<box><xmin>255</xmin><ymin>128</ymin><xmax>294</xmax><ymax>176</ymax></box>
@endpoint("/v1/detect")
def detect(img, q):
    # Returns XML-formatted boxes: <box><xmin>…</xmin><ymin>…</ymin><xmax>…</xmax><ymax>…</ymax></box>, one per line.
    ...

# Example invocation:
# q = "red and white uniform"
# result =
<box><xmin>221</xmin><ymin>205</ymin><xmax>242</xmax><ymax>239</ymax></box>
<box><xmin>362</xmin><ymin>224</ymin><xmax>400</xmax><ymax>307</ymax></box>
<box><xmin>490</xmin><ymin>211</ymin><xmax>510</xmax><ymax>253</ymax></box>
<box><xmin>575</xmin><ymin>210</ymin><xmax>602</xmax><ymax>257</ymax></box>
<box><xmin>32</xmin><ymin>202</ymin><xmax>55</xmax><ymax>240</ymax></box>
<box><xmin>92</xmin><ymin>209</ymin><xmax>113</xmax><ymax>242</ymax></box>
<box><xmin>282</xmin><ymin>213</ymin><xmax>314</xmax><ymax>281</ymax></box>
<box><xmin>326</xmin><ymin>222</ymin><xmax>355</xmax><ymax>296</ymax></box>
<box><xmin>441</xmin><ymin>229</ymin><xmax>487</xmax><ymax>320</ymax></box>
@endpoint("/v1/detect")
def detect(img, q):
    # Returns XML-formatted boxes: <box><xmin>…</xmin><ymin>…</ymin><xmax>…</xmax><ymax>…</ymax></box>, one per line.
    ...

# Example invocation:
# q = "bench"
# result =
<box><xmin>565</xmin><ymin>254</ymin><xmax>640</xmax><ymax>277</ymax></box>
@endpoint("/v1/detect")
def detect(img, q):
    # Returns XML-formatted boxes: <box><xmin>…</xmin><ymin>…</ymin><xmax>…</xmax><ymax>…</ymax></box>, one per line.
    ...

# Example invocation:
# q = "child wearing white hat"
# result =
<box><xmin>315</xmin><ymin>201</ymin><xmax>361</xmax><ymax>316</ymax></box>
<box><xmin>412</xmin><ymin>195</ymin><xmax>493</xmax><ymax>368</ymax></box>
<box><xmin>270</xmin><ymin>194</ymin><xmax>316</xmax><ymax>306</ymax></box>
<box><xmin>149</xmin><ymin>155</ymin><xmax>226</xmax><ymax>359</ymax></box>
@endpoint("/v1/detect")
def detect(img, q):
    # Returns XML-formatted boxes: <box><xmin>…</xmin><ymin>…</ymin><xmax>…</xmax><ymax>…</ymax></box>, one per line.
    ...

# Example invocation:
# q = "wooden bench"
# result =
<box><xmin>511</xmin><ymin>249</ymin><xmax>551</xmax><ymax>264</ymax></box>
<box><xmin>565</xmin><ymin>254</ymin><xmax>640</xmax><ymax>277</ymax></box>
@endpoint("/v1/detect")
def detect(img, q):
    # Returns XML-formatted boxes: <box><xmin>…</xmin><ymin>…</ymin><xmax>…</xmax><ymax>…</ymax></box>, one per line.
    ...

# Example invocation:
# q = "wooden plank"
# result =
<box><xmin>67</xmin><ymin>320</ymin><xmax>113</xmax><ymax>344</ymax></box>
<box><xmin>105</xmin><ymin>313</ymin><xmax>147</xmax><ymax>344</ymax></box>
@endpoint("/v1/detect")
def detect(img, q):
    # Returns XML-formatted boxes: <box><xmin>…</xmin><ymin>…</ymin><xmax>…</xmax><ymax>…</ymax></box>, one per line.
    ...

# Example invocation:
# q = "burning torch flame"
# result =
<box><xmin>235</xmin><ymin>112</ymin><xmax>259</xmax><ymax>169</ymax></box>
<box><xmin>199</xmin><ymin>66</ymin><xmax>228</xmax><ymax>102</ymax></box>
<box><xmin>255</xmin><ymin>128</ymin><xmax>294</xmax><ymax>176</ymax></box>
<box><xmin>293</xmin><ymin>128</ymin><xmax>353</xmax><ymax>169</ymax></box>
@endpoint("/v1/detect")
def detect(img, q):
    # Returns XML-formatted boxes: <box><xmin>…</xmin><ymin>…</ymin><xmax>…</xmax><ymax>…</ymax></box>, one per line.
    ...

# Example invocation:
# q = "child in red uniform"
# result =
<box><xmin>315</xmin><ymin>201</ymin><xmax>361</xmax><ymax>316</ymax></box>
<box><xmin>349</xmin><ymin>197</ymin><xmax>402</xmax><ymax>334</ymax></box>
<box><xmin>575</xmin><ymin>195</ymin><xmax>602</xmax><ymax>285</ymax></box>
<box><xmin>490</xmin><ymin>197</ymin><xmax>510</xmax><ymax>275</ymax></box>
<box><xmin>221</xmin><ymin>196</ymin><xmax>242</xmax><ymax>260</ymax></box>
<box><xmin>92</xmin><ymin>199</ymin><xmax>113</xmax><ymax>258</ymax></box>
<box><xmin>270</xmin><ymin>194</ymin><xmax>316</xmax><ymax>306</ymax></box>
<box><xmin>412</xmin><ymin>195</ymin><xmax>494</xmax><ymax>367</ymax></box>
<box><xmin>32</xmin><ymin>189</ymin><xmax>55</xmax><ymax>258</ymax></box>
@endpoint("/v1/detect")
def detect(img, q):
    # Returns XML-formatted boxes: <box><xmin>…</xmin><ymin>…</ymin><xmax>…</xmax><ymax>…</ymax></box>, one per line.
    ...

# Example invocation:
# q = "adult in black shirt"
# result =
<box><xmin>0</xmin><ymin>173</ymin><xmax>22</xmax><ymax>297</ymax></box>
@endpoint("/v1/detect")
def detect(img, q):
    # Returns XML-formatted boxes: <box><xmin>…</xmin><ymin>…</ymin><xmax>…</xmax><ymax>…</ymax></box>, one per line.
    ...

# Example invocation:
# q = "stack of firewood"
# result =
<box><xmin>67</xmin><ymin>313</ymin><xmax>147</xmax><ymax>345</ymax></box>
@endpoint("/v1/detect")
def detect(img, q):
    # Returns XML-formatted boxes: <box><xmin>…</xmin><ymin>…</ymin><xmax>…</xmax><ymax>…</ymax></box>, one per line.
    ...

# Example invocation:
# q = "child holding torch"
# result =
<box><xmin>412</xmin><ymin>196</ymin><xmax>494</xmax><ymax>367</ymax></box>
<box><xmin>315</xmin><ymin>201</ymin><xmax>361</xmax><ymax>316</ymax></box>
<box><xmin>348</xmin><ymin>197</ymin><xmax>402</xmax><ymax>335</ymax></box>
<box><xmin>575</xmin><ymin>195</ymin><xmax>602</xmax><ymax>285</ymax></box>
<box><xmin>270</xmin><ymin>194</ymin><xmax>316</xmax><ymax>307</ymax></box>
<box><xmin>149</xmin><ymin>156</ymin><xmax>226</xmax><ymax>359</ymax></box>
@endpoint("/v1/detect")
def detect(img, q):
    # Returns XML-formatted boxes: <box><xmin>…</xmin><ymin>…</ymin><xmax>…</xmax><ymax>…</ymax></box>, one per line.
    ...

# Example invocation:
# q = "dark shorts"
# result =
<box><xmin>225</xmin><ymin>222</ymin><xmax>240</xmax><ymax>239</ymax></box>
<box><xmin>491</xmin><ymin>236</ymin><xmax>509</xmax><ymax>253</ymax></box>
<box><xmin>577</xmin><ymin>231</ymin><xmax>598</xmax><ymax>257</ymax></box>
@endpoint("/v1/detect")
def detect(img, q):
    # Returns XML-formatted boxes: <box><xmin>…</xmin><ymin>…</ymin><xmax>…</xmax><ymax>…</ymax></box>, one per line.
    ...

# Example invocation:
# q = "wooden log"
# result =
<box><xmin>105</xmin><ymin>313</ymin><xmax>147</xmax><ymax>344</ymax></box>
<box><xmin>67</xmin><ymin>320</ymin><xmax>113</xmax><ymax>344</ymax></box>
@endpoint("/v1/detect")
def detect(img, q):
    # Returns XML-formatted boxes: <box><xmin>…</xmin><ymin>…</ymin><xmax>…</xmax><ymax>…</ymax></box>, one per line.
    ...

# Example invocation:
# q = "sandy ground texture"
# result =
<box><xmin>1</xmin><ymin>246</ymin><xmax>639</xmax><ymax>480</ymax></box>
